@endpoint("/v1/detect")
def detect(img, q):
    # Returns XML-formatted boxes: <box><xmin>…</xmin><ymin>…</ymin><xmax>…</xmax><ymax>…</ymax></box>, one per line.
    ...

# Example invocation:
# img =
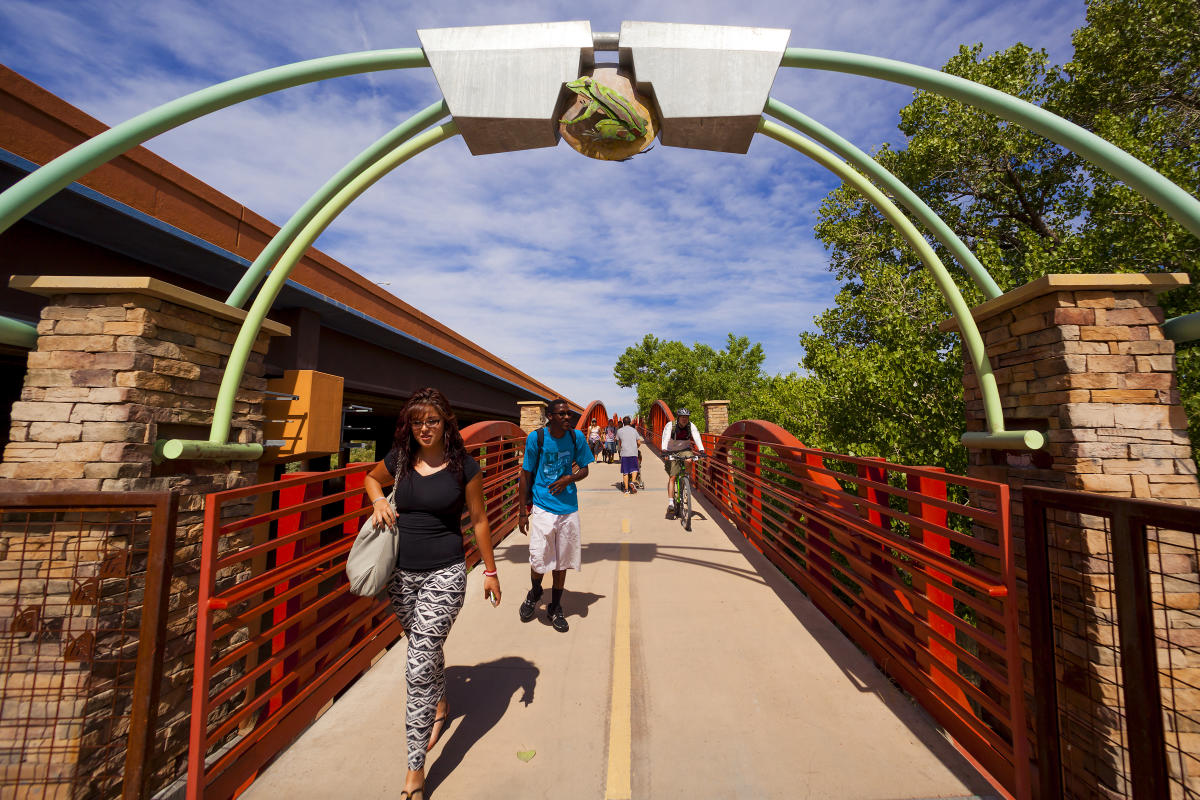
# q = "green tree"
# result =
<box><xmin>1055</xmin><ymin>0</ymin><xmax>1200</xmax><ymax>449</ymax></box>
<box><xmin>792</xmin><ymin>0</ymin><xmax>1199</xmax><ymax>470</ymax></box>
<box><xmin>614</xmin><ymin>333</ymin><xmax>766</xmax><ymax>428</ymax></box>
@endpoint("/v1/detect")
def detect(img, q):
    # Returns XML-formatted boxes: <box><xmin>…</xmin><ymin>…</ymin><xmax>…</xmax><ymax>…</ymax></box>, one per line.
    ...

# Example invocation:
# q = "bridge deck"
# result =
<box><xmin>243</xmin><ymin>456</ymin><xmax>997</xmax><ymax>799</ymax></box>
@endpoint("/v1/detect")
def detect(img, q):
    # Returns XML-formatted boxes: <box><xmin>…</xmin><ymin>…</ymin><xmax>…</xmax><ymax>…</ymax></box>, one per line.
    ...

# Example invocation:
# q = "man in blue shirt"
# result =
<box><xmin>517</xmin><ymin>398</ymin><xmax>593</xmax><ymax>632</ymax></box>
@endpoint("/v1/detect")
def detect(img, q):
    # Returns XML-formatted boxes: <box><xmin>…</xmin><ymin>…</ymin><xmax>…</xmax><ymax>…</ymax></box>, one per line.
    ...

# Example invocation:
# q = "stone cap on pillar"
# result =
<box><xmin>418</xmin><ymin>21</ymin><xmax>594</xmax><ymax>155</ymax></box>
<box><xmin>702</xmin><ymin>399</ymin><xmax>731</xmax><ymax>435</ymax></box>
<box><xmin>517</xmin><ymin>399</ymin><xmax>548</xmax><ymax>433</ymax></box>
<box><xmin>938</xmin><ymin>273</ymin><xmax>1190</xmax><ymax>332</ymax></box>
<box><xmin>9</xmin><ymin>275</ymin><xmax>292</xmax><ymax>337</ymax></box>
<box><xmin>619</xmin><ymin>21</ymin><xmax>790</xmax><ymax>153</ymax></box>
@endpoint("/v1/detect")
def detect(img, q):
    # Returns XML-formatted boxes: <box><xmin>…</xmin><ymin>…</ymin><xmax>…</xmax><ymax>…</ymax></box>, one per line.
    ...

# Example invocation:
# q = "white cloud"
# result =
<box><xmin>0</xmin><ymin>0</ymin><xmax>1085</xmax><ymax>409</ymax></box>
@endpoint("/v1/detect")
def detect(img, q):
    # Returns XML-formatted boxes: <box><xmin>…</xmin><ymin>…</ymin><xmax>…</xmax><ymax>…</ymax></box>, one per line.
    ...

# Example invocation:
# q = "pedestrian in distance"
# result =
<box><xmin>587</xmin><ymin>420</ymin><xmax>602</xmax><ymax>459</ymax></box>
<box><xmin>602</xmin><ymin>420</ymin><xmax>618</xmax><ymax>463</ymax></box>
<box><xmin>661</xmin><ymin>408</ymin><xmax>705</xmax><ymax>519</ymax></box>
<box><xmin>616</xmin><ymin>416</ymin><xmax>644</xmax><ymax>494</ymax></box>
<box><xmin>517</xmin><ymin>398</ymin><xmax>594</xmax><ymax>632</ymax></box>
<box><xmin>362</xmin><ymin>387</ymin><xmax>501</xmax><ymax>800</ymax></box>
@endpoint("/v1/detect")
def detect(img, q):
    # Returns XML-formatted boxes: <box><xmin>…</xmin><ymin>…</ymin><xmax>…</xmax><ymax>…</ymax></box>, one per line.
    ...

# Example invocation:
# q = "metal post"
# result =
<box><xmin>122</xmin><ymin>492</ymin><xmax>178</xmax><ymax>800</ymax></box>
<box><xmin>1110</xmin><ymin>508</ymin><xmax>1171</xmax><ymax>799</ymax></box>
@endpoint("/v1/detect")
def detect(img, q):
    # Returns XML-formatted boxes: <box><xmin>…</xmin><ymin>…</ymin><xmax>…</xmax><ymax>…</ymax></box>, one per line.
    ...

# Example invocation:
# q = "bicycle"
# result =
<box><xmin>665</xmin><ymin>450</ymin><xmax>700</xmax><ymax>531</ymax></box>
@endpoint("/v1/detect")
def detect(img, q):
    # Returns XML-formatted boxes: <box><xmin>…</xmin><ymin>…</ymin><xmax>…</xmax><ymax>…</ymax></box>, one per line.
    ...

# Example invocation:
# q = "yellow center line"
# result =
<box><xmin>605</xmin><ymin>541</ymin><xmax>632</xmax><ymax>799</ymax></box>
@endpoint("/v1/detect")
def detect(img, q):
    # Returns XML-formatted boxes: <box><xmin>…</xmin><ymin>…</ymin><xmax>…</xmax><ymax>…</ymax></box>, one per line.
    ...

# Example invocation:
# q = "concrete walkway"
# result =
<box><xmin>244</xmin><ymin>456</ymin><xmax>998</xmax><ymax>799</ymax></box>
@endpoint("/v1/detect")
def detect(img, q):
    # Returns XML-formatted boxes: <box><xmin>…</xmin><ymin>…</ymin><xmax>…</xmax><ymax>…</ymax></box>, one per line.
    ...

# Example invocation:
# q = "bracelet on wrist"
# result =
<box><xmin>482</xmin><ymin>569</ymin><xmax>498</xmax><ymax>577</ymax></box>
<box><xmin>372</xmin><ymin>497</ymin><xmax>388</xmax><ymax>505</ymax></box>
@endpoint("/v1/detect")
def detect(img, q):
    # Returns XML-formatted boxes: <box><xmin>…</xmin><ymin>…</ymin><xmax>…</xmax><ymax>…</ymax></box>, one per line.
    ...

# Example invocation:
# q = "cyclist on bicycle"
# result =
<box><xmin>661</xmin><ymin>408</ymin><xmax>704</xmax><ymax>519</ymax></box>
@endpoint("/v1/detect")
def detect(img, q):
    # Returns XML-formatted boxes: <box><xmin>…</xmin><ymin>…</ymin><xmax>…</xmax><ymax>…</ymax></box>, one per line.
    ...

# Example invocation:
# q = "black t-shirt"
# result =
<box><xmin>382</xmin><ymin>449</ymin><xmax>481</xmax><ymax>571</ymax></box>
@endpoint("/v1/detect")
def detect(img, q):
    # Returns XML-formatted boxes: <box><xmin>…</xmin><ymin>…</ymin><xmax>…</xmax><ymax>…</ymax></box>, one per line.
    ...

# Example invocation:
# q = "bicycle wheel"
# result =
<box><xmin>681</xmin><ymin>476</ymin><xmax>692</xmax><ymax>531</ymax></box>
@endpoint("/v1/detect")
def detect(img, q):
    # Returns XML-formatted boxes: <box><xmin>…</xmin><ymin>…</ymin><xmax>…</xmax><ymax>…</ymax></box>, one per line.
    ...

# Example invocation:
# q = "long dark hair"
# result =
<box><xmin>391</xmin><ymin>387</ymin><xmax>467</xmax><ymax>484</ymax></box>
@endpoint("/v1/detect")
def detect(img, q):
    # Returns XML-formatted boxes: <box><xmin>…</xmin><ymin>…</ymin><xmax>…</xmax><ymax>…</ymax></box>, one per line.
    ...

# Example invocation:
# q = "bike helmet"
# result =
<box><xmin>675</xmin><ymin>408</ymin><xmax>690</xmax><ymax>417</ymax></box>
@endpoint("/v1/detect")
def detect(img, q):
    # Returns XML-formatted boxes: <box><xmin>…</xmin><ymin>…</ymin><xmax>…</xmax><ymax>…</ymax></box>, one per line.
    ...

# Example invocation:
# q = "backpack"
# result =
<box><xmin>525</xmin><ymin>426</ymin><xmax>585</xmax><ymax>504</ymax></box>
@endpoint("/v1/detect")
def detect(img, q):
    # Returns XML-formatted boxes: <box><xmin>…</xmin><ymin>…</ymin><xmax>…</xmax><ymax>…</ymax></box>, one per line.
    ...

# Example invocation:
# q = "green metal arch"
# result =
<box><xmin>181</xmin><ymin>121</ymin><xmax>462</xmax><ymax>460</ymax></box>
<box><xmin>780</xmin><ymin>48</ymin><xmax>1200</xmax><ymax>243</ymax></box>
<box><xmin>225</xmin><ymin>99</ymin><xmax>451</xmax><ymax>308</ymax></box>
<box><xmin>3</xmin><ymin>42</ymin><xmax>1196</xmax><ymax>459</ymax></box>
<box><xmin>763</xmin><ymin>98</ymin><xmax>1003</xmax><ymax>301</ymax></box>
<box><xmin>756</xmin><ymin>119</ymin><xmax>1042</xmax><ymax>451</ymax></box>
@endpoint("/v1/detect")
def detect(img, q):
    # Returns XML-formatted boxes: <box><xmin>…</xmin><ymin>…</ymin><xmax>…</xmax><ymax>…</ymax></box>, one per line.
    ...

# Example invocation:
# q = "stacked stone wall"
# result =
<box><xmin>0</xmin><ymin>517</ymin><xmax>91</xmax><ymax>800</ymax></box>
<box><xmin>703</xmin><ymin>400</ymin><xmax>730</xmax><ymax>436</ymax></box>
<box><xmin>965</xmin><ymin>287</ymin><xmax>1196</xmax><ymax>510</ymax></box>
<box><xmin>0</xmin><ymin>286</ymin><xmax>277</xmax><ymax>796</ymax></box>
<box><xmin>518</xmin><ymin>400</ymin><xmax>547</xmax><ymax>433</ymax></box>
<box><xmin>961</xmin><ymin>276</ymin><xmax>1199</xmax><ymax>797</ymax></box>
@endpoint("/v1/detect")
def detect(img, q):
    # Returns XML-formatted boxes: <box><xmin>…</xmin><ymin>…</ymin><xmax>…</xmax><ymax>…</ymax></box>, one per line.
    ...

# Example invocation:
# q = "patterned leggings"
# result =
<box><xmin>387</xmin><ymin>561</ymin><xmax>466</xmax><ymax>770</ymax></box>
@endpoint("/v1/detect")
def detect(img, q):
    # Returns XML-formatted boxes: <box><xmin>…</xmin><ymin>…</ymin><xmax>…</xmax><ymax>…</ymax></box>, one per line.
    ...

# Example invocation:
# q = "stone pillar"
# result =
<box><xmin>958</xmin><ymin>273</ymin><xmax>1197</xmax><ymax>510</ymax></box>
<box><xmin>703</xmin><ymin>400</ymin><xmax>730</xmax><ymax>436</ymax></box>
<box><xmin>957</xmin><ymin>273</ymin><xmax>1199</xmax><ymax>797</ymax></box>
<box><xmin>518</xmin><ymin>400</ymin><xmax>547</xmax><ymax>433</ymax></box>
<box><xmin>0</xmin><ymin>276</ymin><xmax>289</xmax><ymax>794</ymax></box>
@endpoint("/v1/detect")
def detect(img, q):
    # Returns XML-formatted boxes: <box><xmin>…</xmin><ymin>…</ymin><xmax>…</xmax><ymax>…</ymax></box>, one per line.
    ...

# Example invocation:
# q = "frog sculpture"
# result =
<box><xmin>560</xmin><ymin>76</ymin><xmax>649</xmax><ymax>142</ymax></box>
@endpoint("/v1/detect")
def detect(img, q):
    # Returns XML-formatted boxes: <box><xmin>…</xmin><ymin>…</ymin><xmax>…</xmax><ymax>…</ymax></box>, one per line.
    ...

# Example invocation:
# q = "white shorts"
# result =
<box><xmin>528</xmin><ymin>506</ymin><xmax>582</xmax><ymax>573</ymax></box>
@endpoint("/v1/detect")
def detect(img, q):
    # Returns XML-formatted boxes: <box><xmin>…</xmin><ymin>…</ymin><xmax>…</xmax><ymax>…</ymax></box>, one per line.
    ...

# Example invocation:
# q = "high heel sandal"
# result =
<box><xmin>426</xmin><ymin>706</ymin><xmax>448</xmax><ymax>752</ymax></box>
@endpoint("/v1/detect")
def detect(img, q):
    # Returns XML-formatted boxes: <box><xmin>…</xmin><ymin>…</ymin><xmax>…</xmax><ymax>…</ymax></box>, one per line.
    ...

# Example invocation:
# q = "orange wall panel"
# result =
<box><xmin>264</xmin><ymin>370</ymin><xmax>345</xmax><ymax>459</ymax></box>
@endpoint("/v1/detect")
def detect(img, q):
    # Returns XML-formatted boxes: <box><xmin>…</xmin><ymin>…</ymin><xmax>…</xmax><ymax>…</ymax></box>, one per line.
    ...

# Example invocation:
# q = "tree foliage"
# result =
<box><xmin>776</xmin><ymin>0</ymin><xmax>1199</xmax><ymax>468</ymax></box>
<box><xmin>613</xmin><ymin>333</ymin><xmax>765</xmax><ymax>429</ymax></box>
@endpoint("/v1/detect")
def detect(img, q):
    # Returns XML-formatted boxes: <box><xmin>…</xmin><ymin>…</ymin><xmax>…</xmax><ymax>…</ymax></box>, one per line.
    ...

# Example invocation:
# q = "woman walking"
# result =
<box><xmin>363</xmin><ymin>387</ymin><xmax>502</xmax><ymax>799</ymax></box>
<box><xmin>587</xmin><ymin>420</ymin><xmax>602</xmax><ymax>460</ymax></box>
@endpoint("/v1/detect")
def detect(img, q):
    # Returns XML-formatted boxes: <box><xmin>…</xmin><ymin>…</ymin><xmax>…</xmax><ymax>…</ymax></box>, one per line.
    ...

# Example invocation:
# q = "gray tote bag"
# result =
<box><xmin>346</xmin><ymin>489</ymin><xmax>398</xmax><ymax>597</ymax></box>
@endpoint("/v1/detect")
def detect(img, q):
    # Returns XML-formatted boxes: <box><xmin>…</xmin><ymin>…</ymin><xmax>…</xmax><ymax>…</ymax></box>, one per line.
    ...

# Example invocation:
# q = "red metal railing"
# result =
<box><xmin>688</xmin><ymin>419</ymin><xmax>1029</xmax><ymax>799</ymax></box>
<box><xmin>187</xmin><ymin>421</ymin><xmax>525</xmax><ymax>799</ymax></box>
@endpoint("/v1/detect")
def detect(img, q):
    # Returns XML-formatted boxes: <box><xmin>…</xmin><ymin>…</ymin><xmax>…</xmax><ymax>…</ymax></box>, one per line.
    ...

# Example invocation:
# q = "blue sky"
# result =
<box><xmin>0</xmin><ymin>1</ymin><xmax>1086</xmax><ymax>415</ymax></box>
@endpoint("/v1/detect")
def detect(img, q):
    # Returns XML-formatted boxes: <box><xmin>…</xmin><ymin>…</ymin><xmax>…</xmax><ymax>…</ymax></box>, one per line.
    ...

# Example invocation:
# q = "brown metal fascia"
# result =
<box><xmin>0</xmin><ymin>66</ymin><xmax>572</xmax><ymax>406</ymax></box>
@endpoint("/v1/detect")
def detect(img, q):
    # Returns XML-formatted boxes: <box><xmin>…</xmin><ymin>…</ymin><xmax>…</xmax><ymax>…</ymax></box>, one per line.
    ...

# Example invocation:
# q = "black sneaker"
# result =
<box><xmin>519</xmin><ymin>588</ymin><xmax>542</xmax><ymax>622</ymax></box>
<box><xmin>665</xmin><ymin>506</ymin><xmax>675</xmax><ymax>520</ymax></box>
<box><xmin>547</xmin><ymin>604</ymin><xmax>569</xmax><ymax>633</ymax></box>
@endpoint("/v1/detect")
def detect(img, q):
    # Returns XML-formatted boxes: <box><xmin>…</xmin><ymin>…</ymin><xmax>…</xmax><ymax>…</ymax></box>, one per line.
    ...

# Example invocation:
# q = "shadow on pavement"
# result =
<box><xmin>499</xmin><ymin>541</ymin><xmax>767</xmax><ymax>588</ymax></box>
<box><xmin>687</xmin><ymin>488</ymin><xmax>1001</xmax><ymax>798</ymax></box>
<box><xmin>425</xmin><ymin>656</ymin><xmax>539</xmax><ymax>794</ymax></box>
